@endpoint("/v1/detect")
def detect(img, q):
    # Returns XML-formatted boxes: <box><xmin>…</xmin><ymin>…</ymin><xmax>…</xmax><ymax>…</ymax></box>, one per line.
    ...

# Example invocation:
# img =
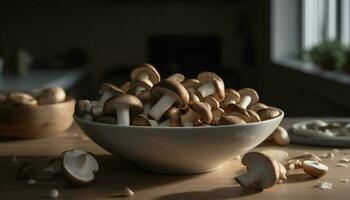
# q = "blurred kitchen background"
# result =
<box><xmin>0</xmin><ymin>0</ymin><xmax>349</xmax><ymax>116</ymax></box>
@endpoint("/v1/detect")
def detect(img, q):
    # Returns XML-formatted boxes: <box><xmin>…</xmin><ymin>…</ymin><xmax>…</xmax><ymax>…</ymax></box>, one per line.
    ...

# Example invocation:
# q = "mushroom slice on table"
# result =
<box><xmin>196</xmin><ymin>72</ymin><xmax>225</xmax><ymax>101</ymax></box>
<box><xmin>137</xmin><ymin>90</ymin><xmax>154</xmax><ymax>115</ymax></box>
<box><xmin>258</xmin><ymin>107</ymin><xmax>280</xmax><ymax>121</ymax></box>
<box><xmin>148</xmin><ymin>80</ymin><xmax>189</xmax><ymax>121</ymax></box>
<box><xmin>302</xmin><ymin>160</ymin><xmax>328</xmax><ymax>178</ymax></box>
<box><xmin>247</xmin><ymin>110</ymin><xmax>261</xmax><ymax>123</ymax></box>
<box><xmin>181</xmin><ymin>79</ymin><xmax>201</xmax><ymax>101</ymax></box>
<box><xmin>130</xmin><ymin>63</ymin><xmax>161</xmax><ymax>85</ymax></box>
<box><xmin>37</xmin><ymin>87</ymin><xmax>66</xmax><ymax>104</ymax></box>
<box><xmin>132</xmin><ymin>114</ymin><xmax>158</xmax><ymax>126</ymax></box>
<box><xmin>129</xmin><ymin>79</ymin><xmax>153</xmax><ymax>96</ymax></box>
<box><xmin>103</xmin><ymin>94</ymin><xmax>143</xmax><ymax>126</ymax></box>
<box><xmin>92</xmin><ymin>83</ymin><xmax>124</xmax><ymax>116</ymax></box>
<box><xmin>159</xmin><ymin>107</ymin><xmax>181</xmax><ymax>127</ymax></box>
<box><xmin>224</xmin><ymin>103</ymin><xmax>250</xmax><ymax>122</ymax></box>
<box><xmin>237</xmin><ymin>88</ymin><xmax>259</xmax><ymax>109</ymax></box>
<box><xmin>62</xmin><ymin>149</ymin><xmax>99</xmax><ymax>186</ymax></box>
<box><xmin>217</xmin><ymin>115</ymin><xmax>245</xmax><ymax>125</ymax></box>
<box><xmin>8</xmin><ymin>92</ymin><xmax>38</xmax><ymax>106</ymax></box>
<box><xmin>221</xmin><ymin>88</ymin><xmax>241</xmax><ymax>108</ymax></box>
<box><xmin>181</xmin><ymin>101</ymin><xmax>212</xmax><ymax>127</ymax></box>
<box><xmin>235</xmin><ymin>152</ymin><xmax>280</xmax><ymax>190</ymax></box>
<box><xmin>248</xmin><ymin>102</ymin><xmax>268</xmax><ymax>112</ymax></box>
<box><xmin>167</xmin><ymin>73</ymin><xmax>185</xmax><ymax>82</ymax></box>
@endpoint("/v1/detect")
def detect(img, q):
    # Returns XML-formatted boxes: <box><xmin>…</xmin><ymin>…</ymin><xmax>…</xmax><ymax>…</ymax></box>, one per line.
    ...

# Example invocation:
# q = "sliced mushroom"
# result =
<box><xmin>129</xmin><ymin>80</ymin><xmax>153</xmax><ymax>96</ymax></box>
<box><xmin>148</xmin><ymin>80</ymin><xmax>189</xmax><ymax>121</ymax></box>
<box><xmin>181</xmin><ymin>79</ymin><xmax>201</xmax><ymax>101</ymax></box>
<box><xmin>37</xmin><ymin>87</ymin><xmax>66</xmax><ymax>104</ymax></box>
<box><xmin>62</xmin><ymin>149</ymin><xmax>99</xmax><ymax>186</ymax></box>
<box><xmin>221</xmin><ymin>88</ymin><xmax>241</xmax><ymax>108</ymax></box>
<box><xmin>8</xmin><ymin>92</ymin><xmax>38</xmax><ymax>106</ymax></box>
<box><xmin>120</xmin><ymin>82</ymin><xmax>131</xmax><ymax>93</ymax></box>
<box><xmin>237</xmin><ymin>88</ymin><xmax>259</xmax><ymax>109</ymax></box>
<box><xmin>270</xmin><ymin>126</ymin><xmax>290</xmax><ymax>146</ymax></box>
<box><xmin>103</xmin><ymin>94</ymin><xmax>143</xmax><ymax>126</ymax></box>
<box><xmin>167</xmin><ymin>73</ymin><xmax>185</xmax><ymax>82</ymax></box>
<box><xmin>235</xmin><ymin>152</ymin><xmax>280</xmax><ymax>190</ymax></box>
<box><xmin>203</xmin><ymin>96</ymin><xmax>220</xmax><ymax>110</ymax></box>
<box><xmin>258</xmin><ymin>107</ymin><xmax>280</xmax><ymax>121</ymax></box>
<box><xmin>181</xmin><ymin>101</ymin><xmax>212</xmax><ymax>126</ymax></box>
<box><xmin>248</xmin><ymin>102</ymin><xmax>268</xmax><ymax>112</ymax></box>
<box><xmin>137</xmin><ymin>90</ymin><xmax>154</xmax><ymax>115</ymax></box>
<box><xmin>132</xmin><ymin>114</ymin><xmax>158</xmax><ymax>126</ymax></box>
<box><xmin>196</xmin><ymin>72</ymin><xmax>225</xmax><ymax>101</ymax></box>
<box><xmin>302</xmin><ymin>160</ymin><xmax>328</xmax><ymax>178</ymax></box>
<box><xmin>217</xmin><ymin>115</ymin><xmax>246</xmax><ymax>125</ymax></box>
<box><xmin>247</xmin><ymin>110</ymin><xmax>261</xmax><ymax>122</ymax></box>
<box><xmin>130</xmin><ymin>63</ymin><xmax>161</xmax><ymax>85</ymax></box>
<box><xmin>159</xmin><ymin>107</ymin><xmax>181</xmax><ymax>127</ymax></box>
<box><xmin>92</xmin><ymin>83</ymin><xmax>124</xmax><ymax>116</ymax></box>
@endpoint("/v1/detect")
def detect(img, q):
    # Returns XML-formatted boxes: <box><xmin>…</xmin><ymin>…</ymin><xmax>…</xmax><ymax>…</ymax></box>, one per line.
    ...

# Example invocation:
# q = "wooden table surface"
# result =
<box><xmin>1</xmin><ymin>118</ymin><xmax>350</xmax><ymax>199</ymax></box>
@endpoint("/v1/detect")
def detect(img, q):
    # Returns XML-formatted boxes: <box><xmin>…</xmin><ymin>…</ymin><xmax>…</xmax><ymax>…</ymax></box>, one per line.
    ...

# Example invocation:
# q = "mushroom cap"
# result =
<box><xmin>99</xmin><ymin>83</ymin><xmax>124</xmax><ymax>96</ymax></box>
<box><xmin>93</xmin><ymin>116</ymin><xmax>118</xmax><ymax>124</ymax></box>
<box><xmin>130</xmin><ymin>63</ymin><xmax>161</xmax><ymax>84</ymax></box>
<box><xmin>247</xmin><ymin>110</ymin><xmax>261</xmax><ymax>122</ymax></box>
<box><xmin>8</xmin><ymin>92</ymin><xmax>38</xmax><ymax>106</ymax></box>
<box><xmin>151</xmin><ymin>80</ymin><xmax>189</xmax><ymax>108</ymax></box>
<box><xmin>225</xmin><ymin>104</ymin><xmax>250</xmax><ymax>122</ymax></box>
<box><xmin>120</xmin><ymin>82</ymin><xmax>131</xmax><ymax>93</ymax></box>
<box><xmin>238</xmin><ymin>88</ymin><xmax>259</xmax><ymax>106</ymax></box>
<box><xmin>181</xmin><ymin>79</ymin><xmax>201</xmax><ymax>89</ymax></box>
<box><xmin>203</xmin><ymin>96</ymin><xmax>220</xmax><ymax>110</ymax></box>
<box><xmin>302</xmin><ymin>160</ymin><xmax>328</xmax><ymax>178</ymax></box>
<box><xmin>212</xmin><ymin>108</ymin><xmax>225</xmax><ymax>124</ymax></box>
<box><xmin>240</xmin><ymin>152</ymin><xmax>280</xmax><ymax>189</ymax></box>
<box><xmin>217</xmin><ymin>115</ymin><xmax>246</xmax><ymax>125</ymax></box>
<box><xmin>62</xmin><ymin>149</ymin><xmax>99</xmax><ymax>186</ymax></box>
<box><xmin>271</xmin><ymin>126</ymin><xmax>290</xmax><ymax>146</ymax></box>
<box><xmin>75</xmin><ymin>100</ymin><xmax>90</xmax><ymax>117</ymax></box>
<box><xmin>167</xmin><ymin>73</ymin><xmax>185</xmax><ymax>82</ymax></box>
<box><xmin>197</xmin><ymin>72</ymin><xmax>225</xmax><ymax>101</ymax></box>
<box><xmin>132</xmin><ymin>114</ymin><xmax>158</xmax><ymax>126</ymax></box>
<box><xmin>163</xmin><ymin>107</ymin><xmax>181</xmax><ymax>120</ymax></box>
<box><xmin>222</xmin><ymin>88</ymin><xmax>241</xmax><ymax>106</ymax></box>
<box><xmin>128</xmin><ymin>80</ymin><xmax>153</xmax><ymax>94</ymax></box>
<box><xmin>37</xmin><ymin>87</ymin><xmax>66</xmax><ymax>104</ymax></box>
<box><xmin>103</xmin><ymin>94</ymin><xmax>143</xmax><ymax>116</ymax></box>
<box><xmin>258</xmin><ymin>108</ymin><xmax>280</xmax><ymax>121</ymax></box>
<box><xmin>188</xmin><ymin>101</ymin><xmax>213</xmax><ymax>124</ymax></box>
<box><xmin>248</xmin><ymin>102</ymin><xmax>268</xmax><ymax>112</ymax></box>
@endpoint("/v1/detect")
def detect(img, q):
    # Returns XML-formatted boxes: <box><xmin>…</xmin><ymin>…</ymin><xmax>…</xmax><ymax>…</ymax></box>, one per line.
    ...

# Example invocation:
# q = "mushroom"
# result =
<box><xmin>269</xmin><ymin>126</ymin><xmax>290</xmax><ymax>146</ymax></box>
<box><xmin>236</xmin><ymin>88</ymin><xmax>259</xmax><ymax>109</ymax></box>
<box><xmin>180</xmin><ymin>101</ymin><xmax>212</xmax><ymax>126</ymax></box>
<box><xmin>195</xmin><ymin>72</ymin><xmax>225</xmax><ymax>101</ymax></box>
<box><xmin>247</xmin><ymin>110</ymin><xmax>261</xmax><ymax>122</ymax></box>
<box><xmin>258</xmin><ymin>107</ymin><xmax>280</xmax><ymax>121</ymax></box>
<box><xmin>217</xmin><ymin>115</ymin><xmax>246</xmax><ymax>125</ymax></box>
<box><xmin>128</xmin><ymin>80</ymin><xmax>153</xmax><ymax>96</ymax></box>
<box><xmin>259</xmin><ymin>149</ymin><xmax>290</xmax><ymax>163</ymax></box>
<box><xmin>61</xmin><ymin>149</ymin><xmax>99</xmax><ymax>186</ymax></box>
<box><xmin>159</xmin><ymin>107</ymin><xmax>181</xmax><ymax>127</ymax></box>
<box><xmin>221</xmin><ymin>88</ymin><xmax>241</xmax><ymax>108</ymax></box>
<box><xmin>103</xmin><ymin>94</ymin><xmax>143</xmax><ymax>126</ymax></box>
<box><xmin>167</xmin><ymin>73</ymin><xmax>185</xmax><ymax>82</ymax></box>
<box><xmin>235</xmin><ymin>152</ymin><xmax>280</xmax><ymax>190</ymax></box>
<box><xmin>132</xmin><ymin>114</ymin><xmax>158</xmax><ymax>126</ymax></box>
<box><xmin>212</xmin><ymin>108</ymin><xmax>225</xmax><ymax>125</ymax></box>
<box><xmin>37</xmin><ymin>87</ymin><xmax>66</xmax><ymax>104</ymax></box>
<box><xmin>75</xmin><ymin>100</ymin><xmax>97</xmax><ymax>121</ymax></box>
<box><xmin>302</xmin><ymin>160</ymin><xmax>328</xmax><ymax>178</ymax></box>
<box><xmin>181</xmin><ymin>79</ymin><xmax>201</xmax><ymax>101</ymax></box>
<box><xmin>93</xmin><ymin>116</ymin><xmax>118</xmax><ymax>124</ymax></box>
<box><xmin>43</xmin><ymin>158</ymin><xmax>62</xmax><ymax>179</ymax></box>
<box><xmin>91</xmin><ymin>83</ymin><xmax>124</xmax><ymax>116</ymax></box>
<box><xmin>8</xmin><ymin>92</ymin><xmax>38</xmax><ymax>106</ymax></box>
<box><xmin>137</xmin><ymin>90</ymin><xmax>154</xmax><ymax>115</ymax></box>
<box><xmin>203</xmin><ymin>96</ymin><xmax>220</xmax><ymax>111</ymax></box>
<box><xmin>148</xmin><ymin>80</ymin><xmax>189</xmax><ymax>121</ymax></box>
<box><xmin>130</xmin><ymin>63</ymin><xmax>161</xmax><ymax>85</ymax></box>
<box><xmin>120</xmin><ymin>82</ymin><xmax>131</xmax><ymax>93</ymax></box>
<box><xmin>224</xmin><ymin>103</ymin><xmax>250</xmax><ymax>122</ymax></box>
<box><xmin>248</xmin><ymin>102</ymin><xmax>268</xmax><ymax>112</ymax></box>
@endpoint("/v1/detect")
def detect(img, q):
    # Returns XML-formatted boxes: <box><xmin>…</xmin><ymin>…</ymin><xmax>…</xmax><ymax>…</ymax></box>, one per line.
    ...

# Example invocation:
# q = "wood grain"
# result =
<box><xmin>0</xmin><ymin>118</ymin><xmax>350</xmax><ymax>199</ymax></box>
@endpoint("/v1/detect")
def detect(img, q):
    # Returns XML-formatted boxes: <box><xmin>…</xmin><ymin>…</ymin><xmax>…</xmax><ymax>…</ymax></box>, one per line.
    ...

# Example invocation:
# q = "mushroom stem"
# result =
<box><xmin>137</xmin><ymin>72</ymin><xmax>149</xmax><ymax>81</ymax></box>
<box><xmin>148</xmin><ymin>94</ymin><xmax>177</xmax><ymax>121</ymax></box>
<box><xmin>196</xmin><ymin>82</ymin><xmax>215</xmax><ymax>98</ymax></box>
<box><xmin>187</xmin><ymin>87</ymin><xmax>196</xmax><ymax>94</ymax></box>
<box><xmin>181</xmin><ymin>109</ymin><xmax>199</xmax><ymax>127</ymax></box>
<box><xmin>135</xmin><ymin>86</ymin><xmax>146</xmax><ymax>96</ymax></box>
<box><xmin>235</xmin><ymin>166</ymin><xmax>265</xmax><ymax>187</ymax></box>
<box><xmin>143</xmin><ymin>103</ymin><xmax>151</xmax><ymax>115</ymax></box>
<box><xmin>116</xmin><ymin>106</ymin><xmax>130</xmax><ymax>126</ymax></box>
<box><xmin>238</xmin><ymin>95</ymin><xmax>252</xmax><ymax>109</ymax></box>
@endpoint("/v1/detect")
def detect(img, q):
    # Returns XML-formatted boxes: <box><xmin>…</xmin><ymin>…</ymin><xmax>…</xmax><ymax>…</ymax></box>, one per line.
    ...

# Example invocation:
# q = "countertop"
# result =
<box><xmin>1</xmin><ymin>118</ymin><xmax>350</xmax><ymax>199</ymax></box>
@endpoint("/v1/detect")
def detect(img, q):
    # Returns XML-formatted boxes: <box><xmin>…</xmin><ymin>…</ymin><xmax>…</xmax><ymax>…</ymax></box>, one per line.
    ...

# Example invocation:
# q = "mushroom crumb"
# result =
<box><xmin>49</xmin><ymin>189</ymin><xmax>59</xmax><ymax>199</ymax></box>
<box><xmin>318</xmin><ymin>181</ymin><xmax>333</xmax><ymax>190</ymax></box>
<box><xmin>27</xmin><ymin>179</ymin><xmax>37</xmax><ymax>186</ymax></box>
<box><xmin>321</xmin><ymin>153</ymin><xmax>334</xmax><ymax>159</ymax></box>
<box><xmin>340</xmin><ymin>178</ymin><xmax>350</xmax><ymax>183</ymax></box>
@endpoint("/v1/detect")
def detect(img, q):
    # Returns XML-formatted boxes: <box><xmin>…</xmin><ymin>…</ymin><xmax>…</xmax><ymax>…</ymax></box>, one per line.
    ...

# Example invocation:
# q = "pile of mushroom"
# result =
<box><xmin>75</xmin><ymin>63</ymin><xmax>282</xmax><ymax>127</ymax></box>
<box><xmin>0</xmin><ymin>87</ymin><xmax>67</xmax><ymax>106</ymax></box>
<box><xmin>235</xmin><ymin>150</ymin><xmax>329</xmax><ymax>190</ymax></box>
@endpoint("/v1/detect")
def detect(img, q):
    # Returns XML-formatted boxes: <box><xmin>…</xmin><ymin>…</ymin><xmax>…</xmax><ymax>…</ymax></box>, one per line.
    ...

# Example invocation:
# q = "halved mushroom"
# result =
<box><xmin>129</xmin><ymin>80</ymin><xmax>153</xmax><ymax>96</ymax></box>
<box><xmin>167</xmin><ymin>73</ymin><xmax>185</xmax><ymax>82</ymax></box>
<box><xmin>217</xmin><ymin>115</ymin><xmax>246</xmax><ymax>125</ymax></box>
<box><xmin>221</xmin><ymin>88</ymin><xmax>241</xmax><ymax>108</ymax></box>
<box><xmin>302</xmin><ymin>160</ymin><xmax>328</xmax><ymax>178</ymax></box>
<box><xmin>92</xmin><ymin>83</ymin><xmax>124</xmax><ymax>116</ymax></box>
<box><xmin>137</xmin><ymin>90</ymin><xmax>154</xmax><ymax>115</ymax></box>
<box><xmin>196</xmin><ymin>72</ymin><xmax>225</xmax><ymax>101</ymax></box>
<box><xmin>258</xmin><ymin>107</ymin><xmax>280</xmax><ymax>121</ymax></box>
<box><xmin>130</xmin><ymin>63</ymin><xmax>161</xmax><ymax>85</ymax></box>
<box><xmin>181</xmin><ymin>101</ymin><xmax>212</xmax><ymax>126</ymax></box>
<box><xmin>237</xmin><ymin>88</ymin><xmax>259</xmax><ymax>109</ymax></box>
<box><xmin>132</xmin><ymin>114</ymin><xmax>158</xmax><ymax>126</ymax></box>
<box><xmin>103</xmin><ymin>94</ymin><xmax>143</xmax><ymax>126</ymax></box>
<box><xmin>8</xmin><ymin>92</ymin><xmax>38</xmax><ymax>106</ymax></box>
<box><xmin>247</xmin><ymin>110</ymin><xmax>261</xmax><ymax>122</ymax></box>
<box><xmin>148</xmin><ymin>80</ymin><xmax>189</xmax><ymax>121</ymax></box>
<box><xmin>248</xmin><ymin>102</ymin><xmax>268</xmax><ymax>112</ymax></box>
<box><xmin>159</xmin><ymin>107</ymin><xmax>181</xmax><ymax>127</ymax></box>
<box><xmin>37</xmin><ymin>87</ymin><xmax>66</xmax><ymax>104</ymax></box>
<box><xmin>120</xmin><ymin>82</ymin><xmax>131</xmax><ymax>93</ymax></box>
<box><xmin>62</xmin><ymin>149</ymin><xmax>99</xmax><ymax>186</ymax></box>
<box><xmin>181</xmin><ymin>79</ymin><xmax>201</xmax><ymax>101</ymax></box>
<box><xmin>235</xmin><ymin>152</ymin><xmax>280</xmax><ymax>190</ymax></box>
<box><xmin>269</xmin><ymin>126</ymin><xmax>290</xmax><ymax>146</ymax></box>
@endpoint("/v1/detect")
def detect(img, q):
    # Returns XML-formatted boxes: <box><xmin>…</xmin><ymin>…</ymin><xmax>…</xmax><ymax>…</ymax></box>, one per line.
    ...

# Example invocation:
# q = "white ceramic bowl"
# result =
<box><xmin>75</xmin><ymin>108</ymin><xmax>284</xmax><ymax>174</ymax></box>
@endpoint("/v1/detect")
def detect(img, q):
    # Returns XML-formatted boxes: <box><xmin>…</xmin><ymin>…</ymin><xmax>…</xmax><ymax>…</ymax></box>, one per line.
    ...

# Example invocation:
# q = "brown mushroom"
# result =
<box><xmin>180</xmin><ymin>101</ymin><xmax>212</xmax><ymax>126</ymax></box>
<box><xmin>237</xmin><ymin>88</ymin><xmax>259</xmax><ymax>109</ymax></box>
<box><xmin>248</xmin><ymin>102</ymin><xmax>268</xmax><ymax>112</ymax></box>
<box><xmin>120</xmin><ymin>82</ymin><xmax>131</xmax><ymax>93</ymax></box>
<box><xmin>37</xmin><ymin>87</ymin><xmax>66</xmax><ymax>104</ymax></box>
<box><xmin>269</xmin><ymin>126</ymin><xmax>290</xmax><ymax>146</ymax></box>
<box><xmin>217</xmin><ymin>115</ymin><xmax>246</xmax><ymax>125</ymax></box>
<box><xmin>137</xmin><ymin>90</ymin><xmax>154</xmax><ymax>115</ymax></box>
<box><xmin>258</xmin><ymin>107</ymin><xmax>280</xmax><ymax>121</ymax></box>
<box><xmin>203</xmin><ymin>96</ymin><xmax>220</xmax><ymax>110</ymax></box>
<box><xmin>212</xmin><ymin>108</ymin><xmax>225</xmax><ymax>125</ymax></box>
<box><xmin>247</xmin><ymin>110</ymin><xmax>261</xmax><ymax>122</ymax></box>
<box><xmin>75</xmin><ymin>100</ymin><xmax>98</xmax><ymax>121</ymax></box>
<box><xmin>132</xmin><ymin>114</ymin><xmax>158</xmax><ymax>126</ymax></box>
<box><xmin>8</xmin><ymin>92</ymin><xmax>38</xmax><ymax>106</ymax></box>
<box><xmin>130</xmin><ymin>63</ymin><xmax>161</xmax><ymax>85</ymax></box>
<box><xmin>302</xmin><ymin>160</ymin><xmax>328</xmax><ymax>178</ymax></box>
<box><xmin>103</xmin><ymin>94</ymin><xmax>143</xmax><ymax>126</ymax></box>
<box><xmin>159</xmin><ymin>107</ymin><xmax>181</xmax><ymax>127</ymax></box>
<box><xmin>148</xmin><ymin>80</ymin><xmax>189</xmax><ymax>121</ymax></box>
<box><xmin>221</xmin><ymin>88</ymin><xmax>241</xmax><ymax>108</ymax></box>
<box><xmin>128</xmin><ymin>79</ymin><xmax>153</xmax><ymax>96</ymax></box>
<box><xmin>167</xmin><ymin>73</ymin><xmax>185</xmax><ymax>82</ymax></box>
<box><xmin>92</xmin><ymin>83</ymin><xmax>124</xmax><ymax>116</ymax></box>
<box><xmin>195</xmin><ymin>72</ymin><xmax>225</xmax><ymax>101</ymax></box>
<box><xmin>181</xmin><ymin>79</ymin><xmax>201</xmax><ymax>101</ymax></box>
<box><xmin>225</xmin><ymin>106</ymin><xmax>250</xmax><ymax>122</ymax></box>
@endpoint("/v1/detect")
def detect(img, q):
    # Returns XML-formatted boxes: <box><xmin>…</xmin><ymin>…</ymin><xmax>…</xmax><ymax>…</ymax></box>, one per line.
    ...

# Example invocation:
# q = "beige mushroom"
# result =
<box><xmin>91</xmin><ymin>83</ymin><xmax>124</xmax><ymax>116</ymax></box>
<box><xmin>8</xmin><ymin>92</ymin><xmax>38</xmax><ymax>106</ymax></box>
<box><xmin>221</xmin><ymin>88</ymin><xmax>241</xmax><ymax>108</ymax></box>
<box><xmin>120</xmin><ymin>82</ymin><xmax>131</xmax><ymax>93</ymax></box>
<box><xmin>181</xmin><ymin>101</ymin><xmax>212</xmax><ymax>126</ymax></box>
<box><xmin>259</xmin><ymin>149</ymin><xmax>290</xmax><ymax>163</ymax></box>
<box><xmin>248</xmin><ymin>102</ymin><xmax>268</xmax><ymax>112</ymax></box>
<box><xmin>217</xmin><ymin>115</ymin><xmax>246</xmax><ymax>125</ymax></box>
<box><xmin>37</xmin><ymin>87</ymin><xmax>66</xmax><ymax>104</ymax></box>
<box><xmin>258</xmin><ymin>107</ymin><xmax>280</xmax><ymax>121</ymax></box>
<box><xmin>195</xmin><ymin>72</ymin><xmax>225</xmax><ymax>101</ymax></box>
<box><xmin>130</xmin><ymin>63</ymin><xmax>161</xmax><ymax>85</ymax></box>
<box><xmin>159</xmin><ymin>107</ymin><xmax>181</xmax><ymax>127</ymax></box>
<box><xmin>269</xmin><ymin>126</ymin><xmax>290</xmax><ymax>146</ymax></box>
<box><xmin>132</xmin><ymin>114</ymin><xmax>158</xmax><ymax>126</ymax></box>
<box><xmin>302</xmin><ymin>160</ymin><xmax>328</xmax><ymax>178</ymax></box>
<box><xmin>167</xmin><ymin>73</ymin><xmax>185</xmax><ymax>82</ymax></box>
<box><xmin>224</xmin><ymin>103</ymin><xmax>250</xmax><ymax>122</ymax></box>
<box><xmin>103</xmin><ymin>94</ymin><xmax>143</xmax><ymax>126</ymax></box>
<box><xmin>247</xmin><ymin>110</ymin><xmax>261</xmax><ymax>122</ymax></box>
<box><xmin>203</xmin><ymin>96</ymin><xmax>220</xmax><ymax>110</ymax></box>
<box><xmin>137</xmin><ymin>90</ymin><xmax>154</xmax><ymax>115</ymax></box>
<box><xmin>181</xmin><ymin>79</ymin><xmax>201</xmax><ymax>101</ymax></box>
<box><xmin>148</xmin><ymin>80</ymin><xmax>189</xmax><ymax>121</ymax></box>
<box><xmin>237</xmin><ymin>88</ymin><xmax>259</xmax><ymax>109</ymax></box>
<box><xmin>129</xmin><ymin>80</ymin><xmax>153</xmax><ymax>96</ymax></box>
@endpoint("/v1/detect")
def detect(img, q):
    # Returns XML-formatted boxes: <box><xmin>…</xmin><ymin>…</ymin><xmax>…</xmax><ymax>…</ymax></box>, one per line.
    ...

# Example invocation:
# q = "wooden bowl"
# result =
<box><xmin>0</xmin><ymin>97</ymin><xmax>75</xmax><ymax>139</ymax></box>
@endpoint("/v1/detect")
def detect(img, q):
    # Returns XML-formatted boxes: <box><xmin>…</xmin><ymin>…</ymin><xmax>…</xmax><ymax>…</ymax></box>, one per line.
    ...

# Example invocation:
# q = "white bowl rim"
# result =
<box><xmin>74</xmin><ymin>107</ymin><xmax>284</xmax><ymax>130</ymax></box>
